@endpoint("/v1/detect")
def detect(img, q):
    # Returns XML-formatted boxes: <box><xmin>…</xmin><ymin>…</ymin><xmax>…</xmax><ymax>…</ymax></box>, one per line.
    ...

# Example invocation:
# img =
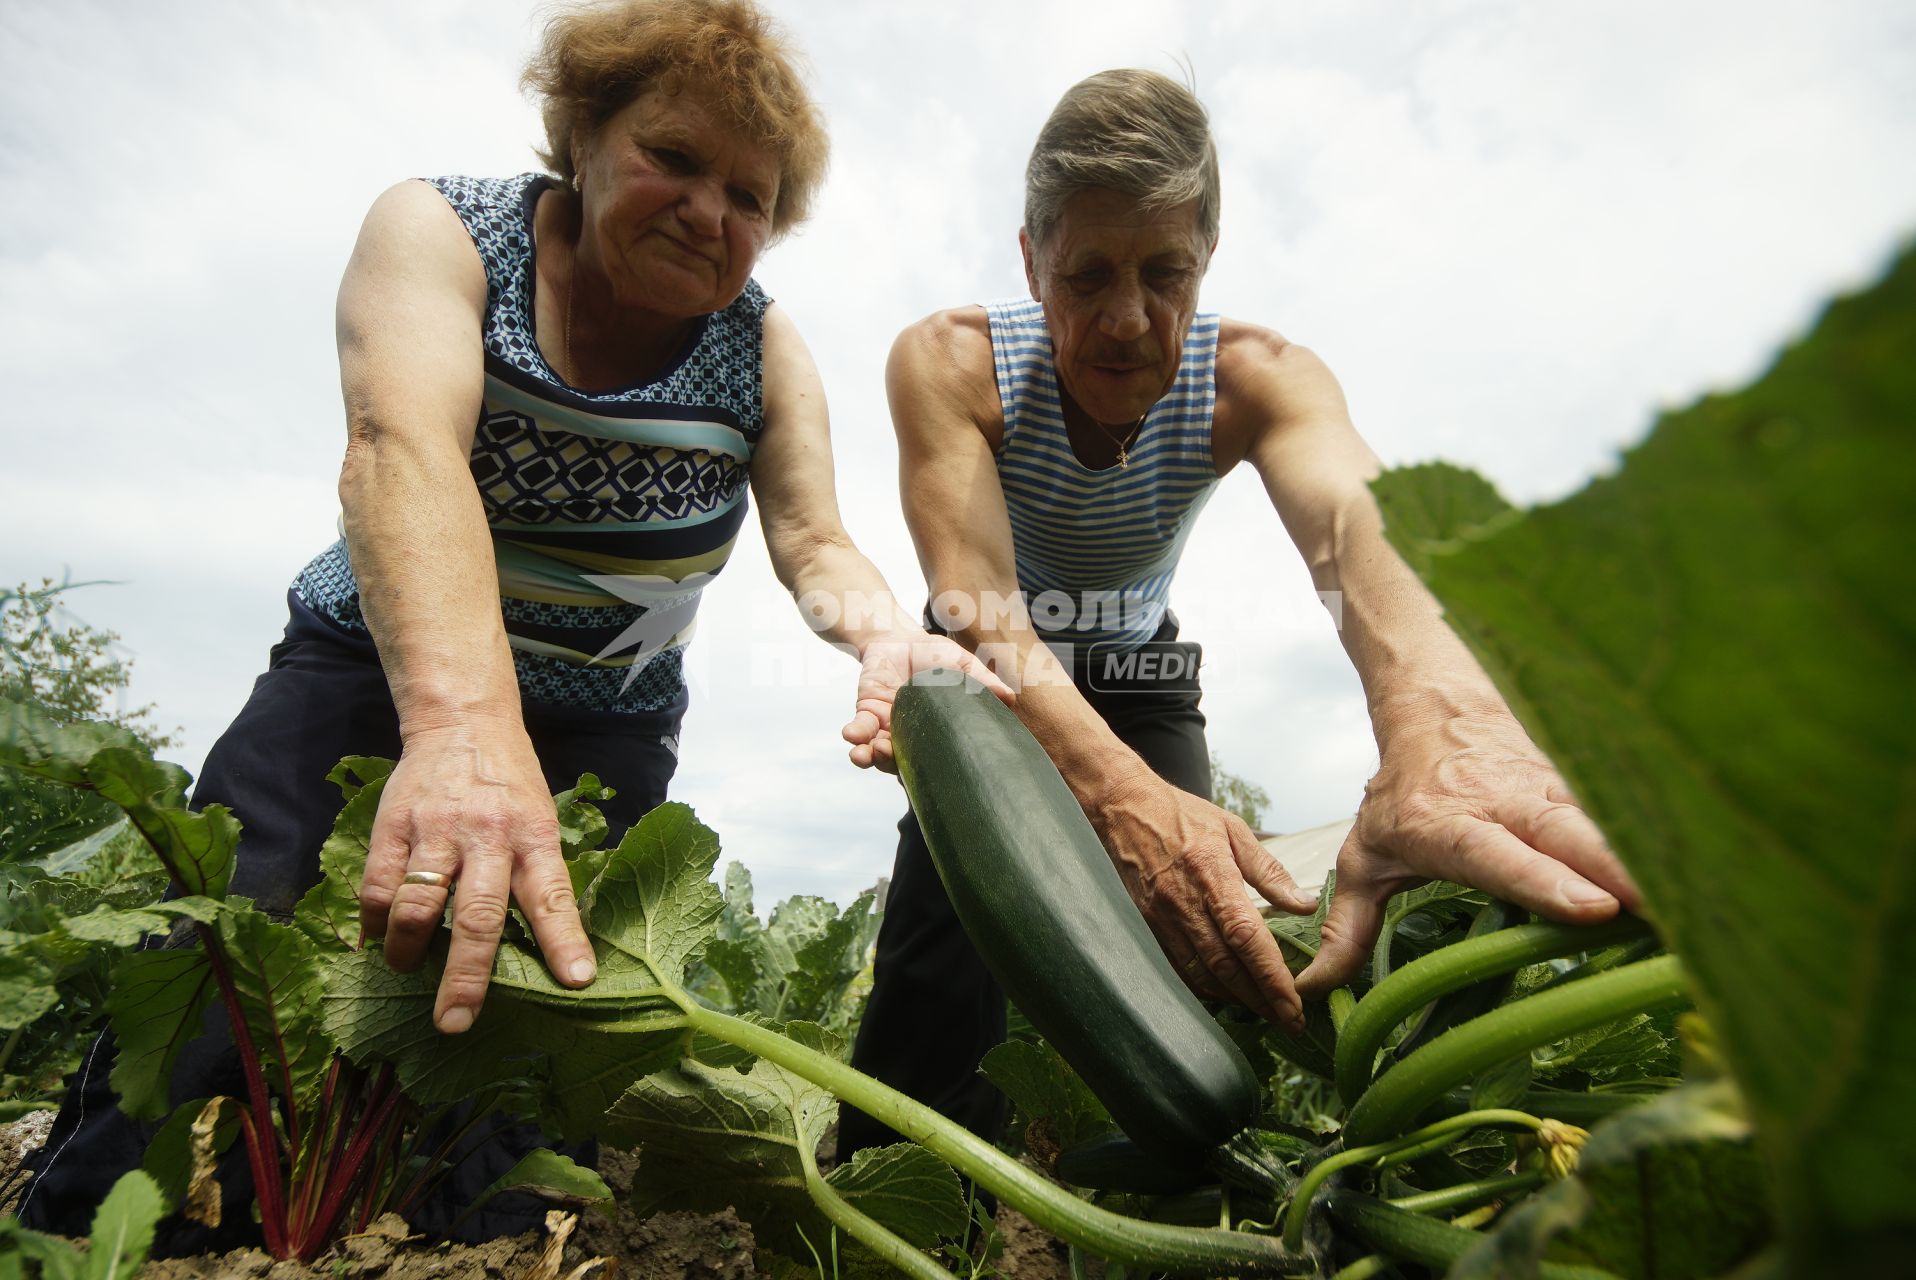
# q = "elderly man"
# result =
<box><xmin>837</xmin><ymin>70</ymin><xmax>1642</xmax><ymax>1161</ymax></box>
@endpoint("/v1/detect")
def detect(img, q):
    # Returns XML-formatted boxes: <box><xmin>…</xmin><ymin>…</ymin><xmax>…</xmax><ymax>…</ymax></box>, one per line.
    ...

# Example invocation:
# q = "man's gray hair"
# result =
<box><xmin>1023</xmin><ymin>69</ymin><xmax>1220</xmax><ymax>251</ymax></box>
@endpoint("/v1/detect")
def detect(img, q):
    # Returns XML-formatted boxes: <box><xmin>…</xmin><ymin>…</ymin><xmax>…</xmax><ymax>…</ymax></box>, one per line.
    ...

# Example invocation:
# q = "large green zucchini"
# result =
<box><xmin>891</xmin><ymin>671</ymin><xmax>1261</xmax><ymax>1162</ymax></box>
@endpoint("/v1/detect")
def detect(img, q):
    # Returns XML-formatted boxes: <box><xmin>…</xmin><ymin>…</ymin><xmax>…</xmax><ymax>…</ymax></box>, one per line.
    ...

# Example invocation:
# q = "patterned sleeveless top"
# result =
<box><xmin>987</xmin><ymin>297</ymin><xmax>1221</xmax><ymax>654</ymax></box>
<box><xmin>293</xmin><ymin>173</ymin><xmax>769</xmax><ymax>713</ymax></box>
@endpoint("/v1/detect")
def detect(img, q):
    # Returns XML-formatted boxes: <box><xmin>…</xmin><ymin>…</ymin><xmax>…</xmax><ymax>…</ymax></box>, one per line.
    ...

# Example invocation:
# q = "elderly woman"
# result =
<box><xmin>22</xmin><ymin>0</ymin><xmax>993</xmax><ymax>1250</ymax></box>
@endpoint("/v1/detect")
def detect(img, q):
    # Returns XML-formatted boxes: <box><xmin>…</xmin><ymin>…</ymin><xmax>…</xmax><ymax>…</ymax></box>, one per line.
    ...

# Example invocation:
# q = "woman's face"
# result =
<box><xmin>572</xmin><ymin>86</ymin><xmax>780</xmax><ymax>316</ymax></box>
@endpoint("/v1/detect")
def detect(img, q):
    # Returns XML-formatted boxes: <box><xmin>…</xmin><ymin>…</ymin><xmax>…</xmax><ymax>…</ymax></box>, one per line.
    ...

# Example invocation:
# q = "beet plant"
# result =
<box><xmin>0</xmin><ymin>715</ymin><xmax>610</xmax><ymax>1264</ymax></box>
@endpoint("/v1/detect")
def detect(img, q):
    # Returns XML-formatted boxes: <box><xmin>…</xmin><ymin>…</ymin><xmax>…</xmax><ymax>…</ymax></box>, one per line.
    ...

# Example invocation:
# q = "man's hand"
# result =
<box><xmin>1092</xmin><ymin>776</ymin><xmax>1319</xmax><ymax>1031</ymax></box>
<box><xmin>842</xmin><ymin>629</ymin><xmax>1015</xmax><ymax>772</ymax></box>
<box><xmin>1294</xmin><ymin>709</ymin><xmax>1642</xmax><ymax>997</ymax></box>
<box><xmin>358</xmin><ymin>721</ymin><xmax>595</xmax><ymax>1033</ymax></box>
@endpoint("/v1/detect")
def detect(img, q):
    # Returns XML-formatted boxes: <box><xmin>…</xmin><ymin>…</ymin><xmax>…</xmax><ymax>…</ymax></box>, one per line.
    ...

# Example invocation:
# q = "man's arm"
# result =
<box><xmin>1229</xmin><ymin>328</ymin><xmax>1642</xmax><ymax>995</ymax></box>
<box><xmin>890</xmin><ymin>309</ymin><xmax>1315</xmax><ymax>1029</ymax></box>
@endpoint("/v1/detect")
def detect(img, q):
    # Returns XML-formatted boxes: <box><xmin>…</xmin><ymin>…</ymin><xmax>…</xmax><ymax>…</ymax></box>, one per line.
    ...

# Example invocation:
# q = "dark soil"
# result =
<box><xmin>3</xmin><ymin>1114</ymin><xmax>1087</xmax><ymax>1278</ymax></box>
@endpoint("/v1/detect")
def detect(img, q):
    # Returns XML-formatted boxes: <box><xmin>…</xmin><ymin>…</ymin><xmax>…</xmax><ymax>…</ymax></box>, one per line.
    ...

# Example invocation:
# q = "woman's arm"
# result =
<box><xmin>748</xmin><ymin>304</ymin><xmax>1009</xmax><ymax>769</ymax></box>
<box><xmin>341</xmin><ymin>181</ymin><xmax>596</xmax><ymax>1032</ymax></box>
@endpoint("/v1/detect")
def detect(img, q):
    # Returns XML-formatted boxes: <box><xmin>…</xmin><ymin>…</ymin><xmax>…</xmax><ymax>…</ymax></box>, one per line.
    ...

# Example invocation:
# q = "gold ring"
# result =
<box><xmin>402</xmin><ymin>870</ymin><xmax>451</xmax><ymax>888</ymax></box>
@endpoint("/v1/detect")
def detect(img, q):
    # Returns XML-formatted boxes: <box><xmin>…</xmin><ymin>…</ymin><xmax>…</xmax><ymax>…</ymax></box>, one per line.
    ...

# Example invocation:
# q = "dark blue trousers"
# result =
<box><xmin>20</xmin><ymin>594</ymin><xmax>684</xmax><ymax>1253</ymax></box>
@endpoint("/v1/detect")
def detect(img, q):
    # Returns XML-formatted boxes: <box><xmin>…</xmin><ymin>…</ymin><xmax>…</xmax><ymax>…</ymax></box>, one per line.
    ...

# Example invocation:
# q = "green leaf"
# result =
<box><xmin>585</xmin><ymin>801</ymin><xmax>722</xmax><ymax>985</ymax></box>
<box><xmin>606</xmin><ymin>1025</ymin><xmax>841</xmax><ymax>1260</ymax></box>
<box><xmin>1532</xmin><ymin>1013</ymin><xmax>1679</xmax><ymax>1085</ymax></box>
<box><xmin>606</xmin><ymin>1022</ymin><xmax>963</xmax><ymax>1273</ymax></box>
<box><xmin>87</xmin><ymin>759</ymin><xmax>236</xmax><ymax>903</ymax></box>
<box><xmin>717</xmin><ymin>859</ymin><xmax>758</xmax><ymax>939</ymax></box>
<box><xmin>1370</xmin><ymin>249</ymin><xmax>1916</xmax><ymax>1266</ymax></box>
<box><xmin>295</xmin><ymin>768</ymin><xmax>389</xmax><ymax>952</ymax></box>
<box><xmin>979</xmin><ymin>1038</ymin><xmax>1113</xmax><ymax>1154</ymax></box>
<box><xmin>84</xmin><ymin>1169</ymin><xmax>167</xmax><ymax>1280</ymax></box>
<box><xmin>0</xmin><ymin>701</ymin><xmax>238</xmax><ymax>901</ymax></box>
<box><xmin>700</xmin><ymin>936</ymin><xmax>763</xmax><ymax>1011</ymax></box>
<box><xmin>63</xmin><ymin>906</ymin><xmax>176</xmax><ymax>949</ymax></box>
<box><xmin>106</xmin><ymin>947</ymin><xmax>216</xmax><ymax>1121</ymax></box>
<box><xmin>470</xmin><ymin>1148</ymin><xmax>613</xmax><ymax>1213</ymax></box>
<box><xmin>825</xmin><ymin>1143</ymin><xmax>969</xmax><ymax>1253</ymax></box>
<box><xmin>782</xmin><ymin>892</ymin><xmax>878</xmax><ymax>1033</ymax></box>
<box><xmin>1451</xmin><ymin>1081</ymin><xmax>1770</xmax><ymax>1279</ymax></box>
<box><xmin>0</xmin><ymin>1219</ymin><xmax>83</xmax><ymax>1280</ymax></box>
<box><xmin>0</xmin><ymin>948</ymin><xmax>59</xmax><ymax>1029</ymax></box>
<box><xmin>554</xmin><ymin>775</ymin><xmax>615</xmax><ymax>926</ymax></box>
<box><xmin>218</xmin><ymin>901</ymin><xmax>332</xmax><ymax>1109</ymax></box>
<box><xmin>1469</xmin><ymin>1054</ymin><xmax>1534</xmax><ymax>1111</ymax></box>
<box><xmin>323</xmin><ymin>801</ymin><xmax>722</xmax><ymax>1141</ymax></box>
<box><xmin>685</xmin><ymin>863</ymin><xmax>878</xmax><ymax>1034</ymax></box>
<box><xmin>553</xmin><ymin>773</ymin><xmax>613</xmax><ymax>860</ymax></box>
<box><xmin>324</xmin><ymin>756</ymin><xmax>394</xmax><ymax>803</ymax></box>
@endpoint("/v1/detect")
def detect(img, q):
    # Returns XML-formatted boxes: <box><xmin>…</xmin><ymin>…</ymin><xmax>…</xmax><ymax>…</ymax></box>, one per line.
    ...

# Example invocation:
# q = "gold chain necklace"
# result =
<box><xmin>1095</xmin><ymin>412</ymin><xmax>1148</xmax><ymax>468</ymax></box>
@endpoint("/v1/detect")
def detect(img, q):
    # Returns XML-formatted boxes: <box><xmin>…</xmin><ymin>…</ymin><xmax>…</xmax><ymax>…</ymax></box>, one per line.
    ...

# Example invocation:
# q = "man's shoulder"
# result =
<box><xmin>1215</xmin><ymin>317</ymin><xmax>1338</xmax><ymax>402</ymax></box>
<box><xmin>888</xmin><ymin>306</ymin><xmax>1004</xmax><ymax>443</ymax></box>
<box><xmin>896</xmin><ymin>305</ymin><xmax>995</xmax><ymax>367</ymax></box>
<box><xmin>891</xmin><ymin>306</ymin><xmax>999</xmax><ymax>400</ymax></box>
<box><xmin>1216</xmin><ymin>316</ymin><xmax>1305</xmax><ymax>375</ymax></box>
<box><xmin>1211</xmin><ymin>317</ymin><xmax>1348</xmax><ymax>466</ymax></box>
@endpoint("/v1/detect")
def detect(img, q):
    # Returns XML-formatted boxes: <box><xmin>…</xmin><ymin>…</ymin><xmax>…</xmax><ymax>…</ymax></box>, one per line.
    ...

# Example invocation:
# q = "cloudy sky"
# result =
<box><xmin>3</xmin><ymin>0</ymin><xmax>1911</xmax><ymax>908</ymax></box>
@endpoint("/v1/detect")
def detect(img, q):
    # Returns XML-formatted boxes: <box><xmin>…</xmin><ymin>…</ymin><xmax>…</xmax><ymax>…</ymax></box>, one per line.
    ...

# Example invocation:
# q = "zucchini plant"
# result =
<box><xmin>889</xmin><ymin>671</ymin><xmax>1747</xmax><ymax>1277</ymax></box>
<box><xmin>969</xmin><ymin>246</ymin><xmax>1916</xmax><ymax>1276</ymax></box>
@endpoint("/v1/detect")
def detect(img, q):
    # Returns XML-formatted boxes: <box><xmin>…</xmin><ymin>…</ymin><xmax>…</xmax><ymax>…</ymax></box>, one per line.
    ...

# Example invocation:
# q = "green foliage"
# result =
<box><xmin>605</xmin><ymin>1021</ymin><xmax>965</xmax><ymax>1275</ymax></box>
<box><xmin>687</xmin><ymin>861</ymin><xmax>879</xmax><ymax>1037</ymax></box>
<box><xmin>0</xmin><ymin>1169</ymin><xmax>168</xmax><ymax>1280</ymax></box>
<box><xmin>0</xmin><ymin>580</ymin><xmax>173</xmax><ymax>751</ymax></box>
<box><xmin>1450</xmin><ymin>1081</ymin><xmax>1771</xmax><ymax>1278</ymax></box>
<box><xmin>322</xmin><ymin>802</ymin><xmax>721</xmax><ymax>1141</ymax></box>
<box><xmin>292</xmin><ymin>759</ymin><xmax>392</xmax><ymax>953</ymax></box>
<box><xmin>1370</xmin><ymin>246</ymin><xmax>1916</xmax><ymax>1267</ymax></box>
<box><xmin>469</xmin><ymin>1148</ymin><xmax>613</xmax><ymax>1216</ymax></box>
<box><xmin>979</xmin><ymin>1037</ymin><xmax>1114</xmax><ymax>1159</ymax></box>
<box><xmin>0</xmin><ymin>582</ymin><xmax>175</xmax><ymax>1102</ymax></box>
<box><xmin>1210</xmin><ymin>753</ymin><xmax>1271</xmax><ymax>829</ymax></box>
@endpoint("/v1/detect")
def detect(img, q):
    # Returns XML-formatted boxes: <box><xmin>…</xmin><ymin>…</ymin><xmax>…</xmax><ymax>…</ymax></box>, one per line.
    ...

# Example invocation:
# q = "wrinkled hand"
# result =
<box><xmin>841</xmin><ymin>629</ymin><xmax>1015</xmax><ymax>772</ymax></box>
<box><xmin>1294</xmin><ymin>709</ymin><xmax>1642</xmax><ymax>997</ymax></box>
<box><xmin>1094</xmin><ymin>776</ymin><xmax>1319</xmax><ymax>1030</ymax></box>
<box><xmin>358</xmin><ymin>721</ymin><xmax>594</xmax><ymax>1033</ymax></box>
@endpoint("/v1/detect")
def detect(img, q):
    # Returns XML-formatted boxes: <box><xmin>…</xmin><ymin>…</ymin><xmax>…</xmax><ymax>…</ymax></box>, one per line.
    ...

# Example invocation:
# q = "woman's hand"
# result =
<box><xmin>357</xmin><ymin>718</ymin><xmax>596</xmax><ymax>1033</ymax></box>
<box><xmin>841</xmin><ymin>629</ymin><xmax>1015</xmax><ymax>772</ymax></box>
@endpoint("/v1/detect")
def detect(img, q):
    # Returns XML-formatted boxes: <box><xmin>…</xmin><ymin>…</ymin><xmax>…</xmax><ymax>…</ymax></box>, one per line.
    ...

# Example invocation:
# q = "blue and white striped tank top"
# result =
<box><xmin>294</xmin><ymin>173</ymin><xmax>769</xmax><ymax>713</ymax></box>
<box><xmin>988</xmin><ymin>297</ymin><xmax>1221</xmax><ymax>654</ymax></box>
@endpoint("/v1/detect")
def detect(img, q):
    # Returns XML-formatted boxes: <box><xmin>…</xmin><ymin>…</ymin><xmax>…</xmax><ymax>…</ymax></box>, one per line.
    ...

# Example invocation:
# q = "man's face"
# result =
<box><xmin>1023</xmin><ymin>189</ymin><xmax>1212</xmax><ymax>428</ymax></box>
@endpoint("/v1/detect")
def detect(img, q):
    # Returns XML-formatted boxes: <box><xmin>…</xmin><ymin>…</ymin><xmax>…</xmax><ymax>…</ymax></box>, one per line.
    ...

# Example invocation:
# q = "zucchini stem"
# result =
<box><xmin>1323</xmin><ymin>1189</ymin><xmax>1619</xmax><ymax>1280</ymax></box>
<box><xmin>674</xmin><ymin>999</ymin><xmax>1297</xmax><ymax>1274</ymax></box>
<box><xmin>796</xmin><ymin>1128</ymin><xmax>948</xmax><ymax>1280</ymax></box>
<box><xmin>1387</xmin><ymin>1170</ymin><xmax>1544</xmax><ymax>1216</ymax></box>
<box><xmin>1282</xmin><ymin>1108</ymin><xmax>1548</xmax><ymax>1250</ymax></box>
<box><xmin>1342</xmin><ymin>954</ymin><xmax>1688</xmax><ymax>1145</ymax></box>
<box><xmin>1336</xmin><ymin>916</ymin><xmax>1655</xmax><ymax>1105</ymax></box>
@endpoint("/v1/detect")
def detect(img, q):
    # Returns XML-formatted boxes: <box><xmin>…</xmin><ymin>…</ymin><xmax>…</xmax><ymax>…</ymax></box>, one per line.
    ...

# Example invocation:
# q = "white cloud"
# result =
<box><xmin>3</xmin><ymin>0</ymin><xmax>1911</xmax><ymax>908</ymax></box>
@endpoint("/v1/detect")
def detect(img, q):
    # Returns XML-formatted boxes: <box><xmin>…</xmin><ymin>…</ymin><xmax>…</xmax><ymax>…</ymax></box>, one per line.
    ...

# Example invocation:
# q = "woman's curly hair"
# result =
<box><xmin>523</xmin><ymin>0</ymin><xmax>828</xmax><ymax>238</ymax></box>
